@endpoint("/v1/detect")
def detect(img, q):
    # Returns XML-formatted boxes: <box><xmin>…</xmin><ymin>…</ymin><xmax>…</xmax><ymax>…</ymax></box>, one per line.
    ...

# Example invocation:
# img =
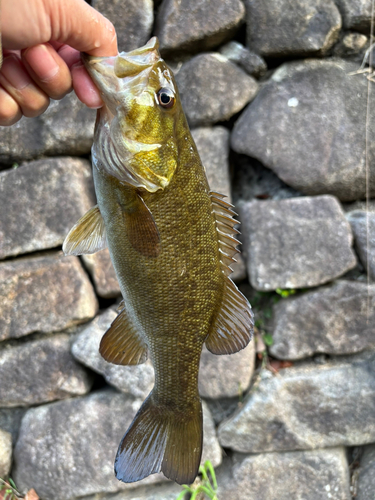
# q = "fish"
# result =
<box><xmin>63</xmin><ymin>37</ymin><xmax>253</xmax><ymax>485</ymax></box>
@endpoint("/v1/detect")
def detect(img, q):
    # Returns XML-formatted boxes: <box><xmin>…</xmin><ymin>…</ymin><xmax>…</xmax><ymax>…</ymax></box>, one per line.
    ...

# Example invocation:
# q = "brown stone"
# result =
<box><xmin>0</xmin><ymin>157</ymin><xmax>95</xmax><ymax>259</ymax></box>
<box><xmin>82</xmin><ymin>250</ymin><xmax>121</xmax><ymax>298</ymax></box>
<box><xmin>0</xmin><ymin>429</ymin><xmax>11</xmax><ymax>477</ymax></box>
<box><xmin>0</xmin><ymin>252</ymin><xmax>98</xmax><ymax>341</ymax></box>
<box><xmin>0</xmin><ymin>334</ymin><xmax>93</xmax><ymax>407</ymax></box>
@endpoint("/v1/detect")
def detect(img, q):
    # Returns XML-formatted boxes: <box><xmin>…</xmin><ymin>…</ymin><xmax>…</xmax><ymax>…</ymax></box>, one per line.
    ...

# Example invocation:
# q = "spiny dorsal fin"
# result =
<box><xmin>100</xmin><ymin>307</ymin><xmax>148</xmax><ymax>365</ymax></box>
<box><xmin>210</xmin><ymin>192</ymin><xmax>241</xmax><ymax>276</ymax></box>
<box><xmin>63</xmin><ymin>205</ymin><xmax>107</xmax><ymax>256</ymax></box>
<box><xmin>206</xmin><ymin>278</ymin><xmax>254</xmax><ymax>355</ymax></box>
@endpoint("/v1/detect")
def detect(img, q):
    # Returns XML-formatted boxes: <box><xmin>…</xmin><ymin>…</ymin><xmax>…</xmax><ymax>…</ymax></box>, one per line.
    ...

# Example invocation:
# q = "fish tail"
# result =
<box><xmin>115</xmin><ymin>391</ymin><xmax>203</xmax><ymax>485</ymax></box>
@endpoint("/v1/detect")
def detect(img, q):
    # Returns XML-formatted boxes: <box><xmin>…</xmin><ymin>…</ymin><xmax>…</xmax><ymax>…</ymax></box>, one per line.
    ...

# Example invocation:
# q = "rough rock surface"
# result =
<box><xmin>0</xmin><ymin>158</ymin><xmax>95</xmax><ymax>259</ymax></box>
<box><xmin>347</xmin><ymin>210</ymin><xmax>375</xmax><ymax>280</ymax></box>
<box><xmin>71</xmin><ymin>309</ymin><xmax>154</xmax><ymax>399</ymax></box>
<box><xmin>0</xmin><ymin>93</ymin><xmax>95</xmax><ymax>164</ymax></box>
<box><xmin>176</xmin><ymin>54</ymin><xmax>258</xmax><ymax>127</ymax></box>
<box><xmin>232</xmin><ymin>156</ymin><xmax>301</xmax><ymax>204</ymax></box>
<box><xmin>245</xmin><ymin>0</ymin><xmax>341</xmax><ymax>57</ymax></box>
<box><xmin>216</xmin><ymin>448</ymin><xmax>351</xmax><ymax>500</ymax></box>
<box><xmin>334</xmin><ymin>0</ymin><xmax>374</xmax><ymax>33</ymax></box>
<box><xmin>82</xmin><ymin>250</ymin><xmax>121</xmax><ymax>298</ymax></box>
<box><xmin>0</xmin><ymin>335</ymin><xmax>92</xmax><ymax>407</ymax></box>
<box><xmin>357</xmin><ymin>444</ymin><xmax>375</xmax><ymax>500</ymax></box>
<box><xmin>201</xmin><ymin>400</ymin><xmax>222</xmax><ymax>467</ymax></box>
<box><xmin>219</xmin><ymin>41</ymin><xmax>267</xmax><ymax>78</ymax></box>
<box><xmin>230</xmin><ymin>253</ymin><xmax>247</xmax><ymax>283</ymax></box>
<box><xmin>192</xmin><ymin>126</ymin><xmax>231</xmax><ymax>199</ymax></box>
<box><xmin>13</xmin><ymin>389</ymin><xmax>221</xmax><ymax>499</ymax></box>
<box><xmin>155</xmin><ymin>0</ymin><xmax>245</xmax><ymax>56</ymax></box>
<box><xmin>270</xmin><ymin>280</ymin><xmax>375</xmax><ymax>360</ymax></box>
<box><xmin>239</xmin><ymin>196</ymin><xmax>357</xmax><ymax>291</ymax></box>
<box><xmin>0</xmin><ymin>408</ymin><xmax>26</xmax><ymax>444</ymax></box>
<box><xmin>0</xmin><ymin>252</ymin><xmax>98</xmax><ymax>341</ymax></box>
<box><xmin>218</xmin><ymin>351</ymin><xmax>375</xmax><ymax>453</ymax></box>
<box><xmin>332</xmin><ymin>32</ymin><xmax>368</xmax><ymax>60</ymax></box>
<box><xmin>198</xmin><ymin>343</ymin><xmax>255</xmax><ymax>399</ymax></box>
<box><xmin>231</xmin><ymin>59</ymin><xmax>375</xmax><ymax>201</ymax></box>
<box><xmin>0</xmin><ymin>429</ymin><xmax>12</xmax><ymax>477</ymax></box>
<box><xmin>82</xmin><ymin>482</ymin><xmax>183</xmax><ymax>500</ymax></box>
<box><xmin>92</xmin><ymin>0</ymin><xmax>153</xmax><ymax>52</ymax></box>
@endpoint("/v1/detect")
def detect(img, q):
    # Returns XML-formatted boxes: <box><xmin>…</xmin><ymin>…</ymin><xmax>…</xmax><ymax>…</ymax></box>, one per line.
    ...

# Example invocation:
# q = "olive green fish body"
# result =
<box><xmin>63</xmin><ymin>37</ymin><xmax>253</xmax><ymax>485</ymax></box>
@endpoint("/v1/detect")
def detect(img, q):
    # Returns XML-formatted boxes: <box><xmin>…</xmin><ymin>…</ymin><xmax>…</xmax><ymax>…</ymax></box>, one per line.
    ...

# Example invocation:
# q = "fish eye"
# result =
<box><xmin>157</xmin><ymin>88</ymin><xmax>175</xmax><ymax>109</ymax></box>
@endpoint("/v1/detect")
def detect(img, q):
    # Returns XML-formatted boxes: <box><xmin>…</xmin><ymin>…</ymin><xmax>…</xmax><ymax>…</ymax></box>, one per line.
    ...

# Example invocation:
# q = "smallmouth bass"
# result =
<box><xmin>63</xmin><ymin>37</ymin><xmax>253</xmax><ymax>485</ymax></box>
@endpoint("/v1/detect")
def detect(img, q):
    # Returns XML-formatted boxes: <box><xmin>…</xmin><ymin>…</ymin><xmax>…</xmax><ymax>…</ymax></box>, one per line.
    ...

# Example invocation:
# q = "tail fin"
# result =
<box><xmin>115</xmin><ymin>392</ymin><xmax>203</xmax><ymax>485</ymax></box>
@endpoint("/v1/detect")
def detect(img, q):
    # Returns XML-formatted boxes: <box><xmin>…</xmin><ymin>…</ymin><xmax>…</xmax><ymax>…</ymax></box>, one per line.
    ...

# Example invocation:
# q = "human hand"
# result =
<box><xmin>0</xmin><ymin>0</ymin><xmax>118</xmax><ymax>126</ymax></box>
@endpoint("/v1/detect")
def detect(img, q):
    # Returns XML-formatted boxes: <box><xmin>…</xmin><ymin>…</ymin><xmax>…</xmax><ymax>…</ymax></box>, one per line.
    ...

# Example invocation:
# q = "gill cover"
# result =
<box><xmin>85</xmin><ymin>37</ymin><xmax>179</xmax><ymax>192</ymax></box>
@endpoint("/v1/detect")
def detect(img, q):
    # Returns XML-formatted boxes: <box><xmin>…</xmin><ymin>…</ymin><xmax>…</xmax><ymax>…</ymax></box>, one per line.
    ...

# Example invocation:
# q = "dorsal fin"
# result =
<box><xmin>100</xmin><ymin>307</ymin><xmax>148</xmax><ymax>365</ymax></box>
<box><xmin>207</xmin><ymin>192</ymin><xmax>254</xmax><ymax>355</ymax></box>
<box><xmin>210</xmin><ymin>192</ymin><xmax>241</xmax><ymax>276</ymax></box>
<box><xmin>63</xmin><ymin>205</ymin><xmax>107</xmax><ymax>256</ymax></box>
<box><xmin>206</xmin><ymin>278</ymin><xmax>254</xmax><ymax>355</ymax></box>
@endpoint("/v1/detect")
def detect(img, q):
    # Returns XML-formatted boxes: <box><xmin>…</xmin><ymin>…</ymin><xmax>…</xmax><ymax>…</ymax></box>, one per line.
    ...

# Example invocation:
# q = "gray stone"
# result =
<box><xmin>176</xmin><ymin>54</ymin><xmax>258</xmax><ymax>127</ymax></box>
<box><xmin>270</xmin><ymin>280</ymin><xmax>375</xmax><ymax>360</ymax></box>
<box><xmin>0</xmin><ymin>158</ymin><xmax>95</xmax><ymax>259</ymax></box>
<box><xmin>0</xmin><ymin>252</ymin><xmax>98</xmax><ymax>341</ymax></box>
<box><xmin>230</xmin><ymin>253</ymin><xmax>247</xmax><ymax>283</ymax></box>
<box><xmin>239</xmin><ymin>196</ymin><xmax>357</xmax><ymax>291</ymax></box>
<box><xmin>0</xmin><ymin>408</ymin><xmax>27</xmax><ymax>444</ymax></box>
<box><xmin>218</xmin><ymin>351</ymin><xmax>375</xmax><ymax>453</ymax></box>
<box><xmin>192</xmin><ymin>126</ymin><xmax>231</xmax><ymax>199</ymax></box>
<box><xmin>201</xmin><ymin>400</ymin><xmax>222</xmax><ymax>468</ymax></box>
<box><xmin>13</xmin><ymin>389</ymin><xmax>221</xmax><ymax>499</ymax></box>
<box><xmin>216</xmin><ymin>448</ymin><xmax>351</xmax><ymax>500</ymax></box>
<box><xmin>82</xmin><ymin>250</ymin><xmax>121</xmax><ymax>299</ymax></box>
<box><xmin>219</xmin><ymin>41</ymin><xmax>267</xmax><ymax>78</ymax></box>
<box><xmin>82</xmin><ymin>482</ymin><xmax>183</xmax><ymax>500</ymax></box>
<box><xmin>357</xmin><ymin>444</ymin><xmax>375</xmax><ymax>500</ymax></box>
<box><xmin>0</xmin><ymin>335</ymin><xmax>92</xmax><ymax>407</ymax></box>
<box><xmin>232</xmin><ymin>156</ymin><xmax>301</xmax><ymax>204</ymax></box>
<box><xmin>0</xmin><ymin>92</ymin><xmax>95</xmax><ymax>164</ymax></box>
<box><xmin>332</xmin><ymin>32</ymin><xmax>368</xmax><ymax>60</ymax></box>
<box><xmin>0</xmin><ymin>429</ymin><xmax>12</xmax><ymax>477</ymax></box>
<box><xmin>245</xmin><ymin>0</ymin><xmax>342</xmax><ymax>57</ymax></box>
<box><xmin>71</xmin><ymin>309</ymin><xmax>155</xmax><ymax>399</ymax></box>
<box><xmin>334</xmin><ymin>0</ymin><xmax>374</xmax><ymax>33</ymax></box>
<box><xmin>231</xmin><ymin>59</ymin><xmax>375</xmax><ymax>202</ymax></box>
<box><xmin>155</xmin><ymin>0</ymin><xmax>245</xmax><ymax>56</ymax></box>
<box><xmin>347</xmin><ymin>210</ymin><xmax>375</xmax><ymax>280</ymax></box>
<box><xmin>92</xmin><ymin>0</ymin><xmax>153</xmax><ymax>52</ymax></box>
<box><xmin>199</xmin><ymin>343</ymin><xmax>255</xmax><ymax>399</ymax></box>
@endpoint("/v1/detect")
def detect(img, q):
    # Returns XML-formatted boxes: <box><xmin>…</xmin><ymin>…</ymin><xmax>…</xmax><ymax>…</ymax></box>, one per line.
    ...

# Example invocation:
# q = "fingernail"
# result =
<box><xmin>24</xmin><ymin>44</ymin><xmax>59</xmax><ymax>81</ymax></box>
<box><xmin>1</xmin><ymin>55</ymin><xmax>30</xmax><ymax>90</ymax></box>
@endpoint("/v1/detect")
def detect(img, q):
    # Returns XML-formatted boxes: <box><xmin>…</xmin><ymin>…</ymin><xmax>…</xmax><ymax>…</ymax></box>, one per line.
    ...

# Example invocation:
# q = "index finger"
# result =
<box><xmin>45</xmin><ymin>0</ymin><xmax>118</xmax><ymax>57</ymax></box>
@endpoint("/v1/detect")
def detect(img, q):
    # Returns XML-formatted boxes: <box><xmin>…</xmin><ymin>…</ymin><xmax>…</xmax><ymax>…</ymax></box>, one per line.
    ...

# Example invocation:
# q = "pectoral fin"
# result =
<box><xmin>63</xmin><ymin>205</ymin><xmax>107</xmax><ymax>256</ymax></box>
<box><xmin>124</xmin><ymin>194</ymin><xmax>161</xmax><ymax>258</ymax></box>
<box><xmin>100</xmin><ymin>306</ymin><xmax>148</xmax><ymax>365</ymax></box>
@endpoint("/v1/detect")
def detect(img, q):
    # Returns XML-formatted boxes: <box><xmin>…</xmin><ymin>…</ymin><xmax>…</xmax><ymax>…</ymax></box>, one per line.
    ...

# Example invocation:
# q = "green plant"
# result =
<box><xmin>275</xmin><ymin>288</ymin><xmax>296</xmax><ymax>298</ymax></box>
<box><xmin>176</xmin><ymin>461</ymin><xmax>218</xmax><ymax>500</ymax></box>
<box><xmin>0</xmin><ymin>478</ymin><xmax>22</xmax><ymax>500</ymax></box>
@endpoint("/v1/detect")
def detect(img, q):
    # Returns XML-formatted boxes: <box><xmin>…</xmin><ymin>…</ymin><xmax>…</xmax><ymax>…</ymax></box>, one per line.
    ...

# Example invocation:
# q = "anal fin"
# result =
<box><xmin>63</xmin><ymin>205</ymin><xmax>107</xmax><ymax>256</ymax></box>
<box><xmin>100</xmin><ymin>306</ymin><xmax>148</xmax><ymax>365</ymax></box>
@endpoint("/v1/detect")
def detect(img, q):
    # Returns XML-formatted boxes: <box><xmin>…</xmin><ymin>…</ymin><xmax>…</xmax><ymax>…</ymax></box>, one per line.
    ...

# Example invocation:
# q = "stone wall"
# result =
<box><xmin>0</xmin><ymin>0</ymin><xmax>374</xmax><ymax>499</ymax></box>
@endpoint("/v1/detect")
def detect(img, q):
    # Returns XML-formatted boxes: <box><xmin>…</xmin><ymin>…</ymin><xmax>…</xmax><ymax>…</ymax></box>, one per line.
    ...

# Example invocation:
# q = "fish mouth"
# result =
<box><xmin>82</xmin><ymin>37</ymin><xmax>161</xmax><ymax>96</ymax></box>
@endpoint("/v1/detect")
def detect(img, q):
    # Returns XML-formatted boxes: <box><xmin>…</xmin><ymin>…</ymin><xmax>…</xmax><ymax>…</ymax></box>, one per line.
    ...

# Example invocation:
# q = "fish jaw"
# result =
<box><xmin>83</xmin><ymin>37</ymin><xmax>180</xmax><ymax>192</ymax></box>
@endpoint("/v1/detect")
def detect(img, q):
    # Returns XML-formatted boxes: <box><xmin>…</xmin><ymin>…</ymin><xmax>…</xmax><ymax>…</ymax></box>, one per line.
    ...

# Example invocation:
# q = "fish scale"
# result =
<box><xmin>63</xmin><ymin>36</ymin><xmax>253</xmax><ymax>486</ymax></box>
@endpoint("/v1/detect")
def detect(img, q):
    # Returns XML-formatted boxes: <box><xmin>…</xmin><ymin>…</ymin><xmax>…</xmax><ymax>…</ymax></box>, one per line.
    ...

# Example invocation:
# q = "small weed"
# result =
<box><xmin>176</xmin><ymin>461</ymin><xmax>218</xmax><ymax>500</ymax></box>
<box><xmin>0</xmin><ymin>478</ymin><xmax>38</xmax><ymax>500</ymax></box>
<box><xmin>275</xmin><ymin>288</ymin><xmax>296</xmax><ymax>298</ymax></box>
